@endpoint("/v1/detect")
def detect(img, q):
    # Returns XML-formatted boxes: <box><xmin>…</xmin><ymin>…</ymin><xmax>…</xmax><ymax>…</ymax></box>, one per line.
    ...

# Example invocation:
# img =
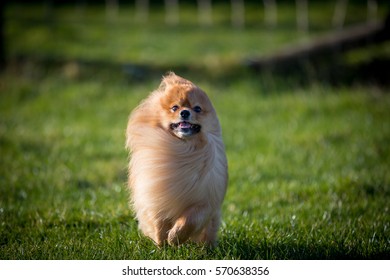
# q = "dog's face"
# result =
<box><xmin>159</xmin><ymin>84</ymin><xmax>217</xmax><ymax>140</ymax></box>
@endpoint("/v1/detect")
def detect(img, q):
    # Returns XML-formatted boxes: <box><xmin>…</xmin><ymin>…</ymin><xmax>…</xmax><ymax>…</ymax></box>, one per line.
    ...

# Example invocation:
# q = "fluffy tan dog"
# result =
<box><xmin>126</xmin><ymin>72</ymin><xmax>228</xmax><ymax>246</ymax></box>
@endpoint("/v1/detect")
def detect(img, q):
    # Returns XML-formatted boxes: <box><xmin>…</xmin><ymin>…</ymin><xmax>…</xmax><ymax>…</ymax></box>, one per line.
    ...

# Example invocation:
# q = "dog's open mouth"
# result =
<box><xmin>170</xmin><ymin>121</ymin><xmax>201</xmax><ymax>137</ymax></box>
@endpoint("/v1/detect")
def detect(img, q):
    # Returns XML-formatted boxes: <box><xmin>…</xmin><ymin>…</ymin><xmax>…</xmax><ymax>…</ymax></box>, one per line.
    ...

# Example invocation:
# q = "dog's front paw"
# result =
<box><xmin>167</xmin><ymin>227</ymin><xmax>181</xmax><ymax>246</ymax></box>
<box><xmin>167</xmin><ymin>218</ymin><xmax>192</xmax><ymax>245</ymax></box>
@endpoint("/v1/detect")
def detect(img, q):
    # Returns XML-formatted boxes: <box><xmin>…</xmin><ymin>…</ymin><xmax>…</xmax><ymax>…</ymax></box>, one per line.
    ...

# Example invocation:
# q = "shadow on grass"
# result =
<box><xmin>6</xmin><ymin>53</ymin><xmax>390</xmax><ymax>91</ymax></box>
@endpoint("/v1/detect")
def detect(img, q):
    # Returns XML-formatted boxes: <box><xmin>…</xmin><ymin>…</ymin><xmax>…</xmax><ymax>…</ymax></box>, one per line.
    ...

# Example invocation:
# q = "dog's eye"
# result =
<box><xmin>171</xmin><ymin>105</ymin><xmax>179</xmax><ymax>112</ymax></box>
<box><xmin>193</xmin><ymin>106</ymin><xmax>202</xmax><ymax>113</ymax></box>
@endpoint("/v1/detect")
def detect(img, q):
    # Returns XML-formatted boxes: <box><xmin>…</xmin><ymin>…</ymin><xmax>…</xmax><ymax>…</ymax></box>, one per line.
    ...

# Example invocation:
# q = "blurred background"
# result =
<box><xmin>2</xmin><ymin>0</ymin><xmax>390</xmax><ymax>84</ymax></box>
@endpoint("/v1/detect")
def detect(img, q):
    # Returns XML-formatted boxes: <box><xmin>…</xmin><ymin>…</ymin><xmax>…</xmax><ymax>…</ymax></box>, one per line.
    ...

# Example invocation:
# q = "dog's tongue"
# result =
<box><xmin>179</xmin><ymin>122</ymin><xmax>191</xmax><ymax>128</ymax></box>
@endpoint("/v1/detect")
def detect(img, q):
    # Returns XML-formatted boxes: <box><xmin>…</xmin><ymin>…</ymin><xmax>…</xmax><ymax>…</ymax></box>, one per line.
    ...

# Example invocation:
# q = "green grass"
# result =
<box><xmin>1</xmin><ymin>72</ymin><xmax>389</xmax><ymax>259</ymax></box>
<box><xmin>1</xmin><ymin>2</ymin><xmax>390</xmax><ymax>259</ymax></box>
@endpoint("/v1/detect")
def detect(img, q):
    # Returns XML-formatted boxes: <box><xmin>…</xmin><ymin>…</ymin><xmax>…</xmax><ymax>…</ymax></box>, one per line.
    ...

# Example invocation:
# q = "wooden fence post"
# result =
<box><xmin>367</xmin><ymin>0</ymin><xmax>378</xmax><ymax>23</ymax></box>
<box><xmin>106</xmin><ymin>0</ymin><xmax>118</xmax><ymax>21</ymax></box>
<box><xmin>135</xmin><ymin>0</ymin><xmax>149</xmax><ymax>23</ymax></box>
<box><xmin>165</xmin><ymin>0</ymin><xmax>179</xmax><ymax>26</ymax></box>
<box><xmin>198</xmin><ymin>0</ymin><xmax>213</xmax><ymax>26</ymax></box>
<box><xmin>333</xmin><ymin>0</ymin><xmax>348</xmax><ymax>29</ymax></box>
<box><xmin>231</xmin><ymin>0</ymin><xmax>245</xmax><ymax>28</ymax></box>
<box><xmin>296</xmin><ymin>0</ymin><xmax>308</xmax><ymax>33</ymax></box>
<box><xmin>0</xmin><ymin>1</ymin><xmax>4</xmax><ymax>71</ymax></box>
<box><xmin>263</xmin><ymin>0</ymin><xmax>277</xmax><ymax>28</ymax></box>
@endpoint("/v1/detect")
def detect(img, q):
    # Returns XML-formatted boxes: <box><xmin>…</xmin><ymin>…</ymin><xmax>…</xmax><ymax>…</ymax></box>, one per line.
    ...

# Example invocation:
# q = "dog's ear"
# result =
<box><xmin>159</xmin><ymin>72</ymin><xmax>194</xmax><ymax>92</ymax></box>
<box><xmin>159</xmin><ymin>72</ymin><xmax>176</xmax><ymax>92</ymax></box>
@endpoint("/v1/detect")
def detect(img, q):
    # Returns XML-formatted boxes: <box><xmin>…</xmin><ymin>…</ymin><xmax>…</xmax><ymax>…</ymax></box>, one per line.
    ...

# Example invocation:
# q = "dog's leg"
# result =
<box><xmin>167</xmin><ymin>206</ymin><xmax>209</xmax><ymax>245</ymax></box>
<box><xmin>197</xmin><ymin>211</ymin><xmax>221</xmax><ymax>246</ymax></box>
<box><xmin>154</xmin><ymin>219</ymin><xmax>171</xmax><ymax>246</ymax></box>
<box><xmin>138</xmin><ymin>210</ymin><xmax>170</xmax><ymax>246</ymax></box>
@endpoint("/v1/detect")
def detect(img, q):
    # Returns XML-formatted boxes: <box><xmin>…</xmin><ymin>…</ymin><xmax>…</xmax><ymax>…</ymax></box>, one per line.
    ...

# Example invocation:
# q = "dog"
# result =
<box><xmin>126</xmin><ymin>72</ymin><xmax>228</xmax><ymax>246</ymax></box>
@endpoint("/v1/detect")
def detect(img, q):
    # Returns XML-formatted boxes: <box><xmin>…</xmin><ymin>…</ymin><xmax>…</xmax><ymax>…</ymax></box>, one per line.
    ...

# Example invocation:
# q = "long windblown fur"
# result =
<box><xmin>126</xmin><ymin>72</ymin><xmax>228</xmax><ymax>246</ymax></box>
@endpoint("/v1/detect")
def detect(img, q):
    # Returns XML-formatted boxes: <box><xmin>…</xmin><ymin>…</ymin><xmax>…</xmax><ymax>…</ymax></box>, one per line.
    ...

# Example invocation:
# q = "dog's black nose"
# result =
<box><xmin>180</xmin><ymin>110</ymin><xmax>190</xmax><ymax>119</ymax></box>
